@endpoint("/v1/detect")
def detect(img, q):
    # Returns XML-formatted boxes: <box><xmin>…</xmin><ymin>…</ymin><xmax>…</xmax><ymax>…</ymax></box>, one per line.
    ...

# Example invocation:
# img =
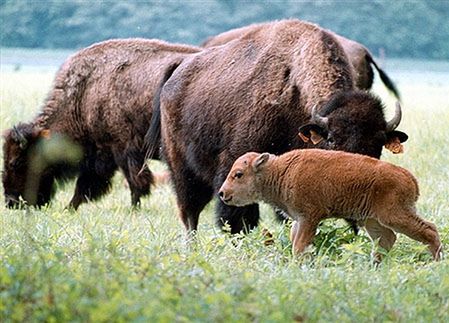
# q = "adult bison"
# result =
<box><xmin>145</xmin><ymin>19</ymin><xmax>408</xmax><ymax>234</ymax></box>
<box><xmin>202</xmin><ymin>21</ymin><xmax>400</xmax><ymax>99</ymax></box>
<box><xmin>204</xmin><ymin>21</ymin><xmax>402</xmax><ymax>230</ymax></box>
<box><xmin>3</xmin><ymin>38</ymin><xmax>200</xmax><ymax>209</ymax></box>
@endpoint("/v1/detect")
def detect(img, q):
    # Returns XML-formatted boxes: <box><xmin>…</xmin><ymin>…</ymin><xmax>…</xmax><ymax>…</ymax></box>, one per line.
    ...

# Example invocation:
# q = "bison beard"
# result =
<box><xmin>145</xmin><ymin>19</ymin><xmax>408</xmax><ymax>234</ymax></box>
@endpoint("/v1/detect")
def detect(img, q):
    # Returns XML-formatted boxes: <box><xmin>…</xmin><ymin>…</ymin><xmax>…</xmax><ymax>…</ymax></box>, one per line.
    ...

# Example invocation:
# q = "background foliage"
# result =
<box><xmin>1</xmin><ymin>0</ymin><xmax>449</xmax><ymax>60</ymax></box>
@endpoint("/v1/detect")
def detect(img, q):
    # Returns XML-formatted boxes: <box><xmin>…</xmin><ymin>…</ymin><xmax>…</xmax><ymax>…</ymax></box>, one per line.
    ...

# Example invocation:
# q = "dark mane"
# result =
<box><xmin>319</xmin><ymin>90</ymin><xmax>384</xmax><ymax>117</ymax></box>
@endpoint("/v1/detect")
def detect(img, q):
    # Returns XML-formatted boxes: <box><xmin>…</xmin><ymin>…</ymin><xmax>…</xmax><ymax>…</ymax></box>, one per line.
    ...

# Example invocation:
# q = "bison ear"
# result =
<box><xmin>39</xmin><ymin>129</ymin><xmax>51</xmax><ymax>139</ymax></box>
<box><xmin>385</xmin><ymin>131</ymin><xmax>408</xmax><ymax>154</ymax></box>
<box><xmin>298</xmin><ymin>124</ymin><xmax>326</xmax><ymax>145</ymax></box>
<box><xmin>253</xmin><ymin>153</ymin><xmax>270</xmax><ymax>172</ymax></box>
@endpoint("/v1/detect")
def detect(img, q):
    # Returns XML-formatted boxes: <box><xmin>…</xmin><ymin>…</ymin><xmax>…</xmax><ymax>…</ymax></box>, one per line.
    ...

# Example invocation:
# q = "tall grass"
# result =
<box><xmin>1</xmin><ymin>63</ymin><xmax>449</xmax><ymax>322</ymax></box>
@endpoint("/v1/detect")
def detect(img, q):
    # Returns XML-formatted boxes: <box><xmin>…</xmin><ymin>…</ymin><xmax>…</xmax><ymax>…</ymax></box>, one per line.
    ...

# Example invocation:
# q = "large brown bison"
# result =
<box><xmin>2</xmin><ymin>38</ymin><xmax>200</xmax><ymax>209</ymax></box>
<box><xmin>202</xmin><ymin>21</ymin><xmax>400</xmax><ymax>99</ymax></box>
<box><xmin>203</xmin><ymin>22</ymin><xmax>402</xmax><ymax>231</ymax></box>
<box><xmin>218</xmin><ymin>150</ymin><xmax>442</xmax><ymax>261</ymax></box>
<box><xmin>145</xmin><ymin>19</ymin><xmax>408</xmax><ymax>234</ymax></box>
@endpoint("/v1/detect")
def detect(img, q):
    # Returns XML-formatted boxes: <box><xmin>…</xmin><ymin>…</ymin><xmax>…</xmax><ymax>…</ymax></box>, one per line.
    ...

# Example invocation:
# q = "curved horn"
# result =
<box><xmin>386</xmin><ymin>102</ymin><xmax>402</xmax><ymax>132</ymax></box>
<box><xmin>311</xmin><ymin>105</ymin><xmax>328</xmax><ymax>129</ymax></box>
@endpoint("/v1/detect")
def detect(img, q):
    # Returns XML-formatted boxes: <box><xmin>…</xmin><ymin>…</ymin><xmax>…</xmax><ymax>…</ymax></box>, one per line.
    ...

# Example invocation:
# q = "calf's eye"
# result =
<box><xmin>235</xmin><ymin>171</ymin><xmax>243</xmax><ymax>179</ymax></box>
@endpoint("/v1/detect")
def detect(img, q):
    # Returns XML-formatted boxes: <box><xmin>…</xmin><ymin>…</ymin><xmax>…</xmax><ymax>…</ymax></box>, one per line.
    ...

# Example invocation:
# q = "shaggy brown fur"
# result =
<box><xmin>145</xmin><ymin>19</ymin><xmax>408</xmax><ymax>234</ymax></box>
<box><xmin>219</xmin><ymin>150</ymin><xmax>442</xmax><ymax>261</ymax></box>
<box><xmin>202</xmin><ymin>21</ymin><xmax>400</xmax><ymax>99</ymax></box>
<box><xmin>3</xmin><ymin>38</ymin><xmax>200</xmax><ymax>209</ymax></box>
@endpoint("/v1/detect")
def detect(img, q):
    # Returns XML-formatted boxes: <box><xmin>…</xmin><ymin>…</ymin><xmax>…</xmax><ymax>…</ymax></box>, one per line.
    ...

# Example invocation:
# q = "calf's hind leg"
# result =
<box><xmin>364</xmin><ymin>218</ymin><xmax>397</xmax><ymax>263</ymax></box>
<box><xmin>377</xmin><ymin>208</ymin><xmax>442</xmax><ymax>261</ymax></box>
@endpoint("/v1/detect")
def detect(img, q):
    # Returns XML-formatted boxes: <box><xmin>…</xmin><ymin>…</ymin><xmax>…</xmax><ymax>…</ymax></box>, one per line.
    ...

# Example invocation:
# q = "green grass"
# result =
<box><xmin>1</xmin><ymin>65</ymin><xmax>449</xmax><ymax>322</ymax></box>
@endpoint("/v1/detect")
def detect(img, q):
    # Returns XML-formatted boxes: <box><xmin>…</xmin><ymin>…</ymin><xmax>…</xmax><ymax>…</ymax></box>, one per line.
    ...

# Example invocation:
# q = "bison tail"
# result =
<box><xmin>143</xmin><ymin>61</ymin><xmax>182</xmax><ymax>163</ymax></box>
<box><xmin>365</xmin><ymin>53</ymin><xmax>401</xmax><ymax>101</ymax></box>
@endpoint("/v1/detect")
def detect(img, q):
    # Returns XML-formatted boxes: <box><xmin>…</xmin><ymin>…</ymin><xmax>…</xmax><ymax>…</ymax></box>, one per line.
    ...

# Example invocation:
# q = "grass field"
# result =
<box><xmin>1</xmin><ymin>60</ymin><xmax>449</xmax><ymax>322</ymax></box>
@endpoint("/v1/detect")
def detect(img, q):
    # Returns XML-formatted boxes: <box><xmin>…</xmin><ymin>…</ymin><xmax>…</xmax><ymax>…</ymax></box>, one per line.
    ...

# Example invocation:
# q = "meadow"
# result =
<box><xmin>1</xmin><ymin>57</ymin><xmax>449</xmax><ymax>322</ymax></box>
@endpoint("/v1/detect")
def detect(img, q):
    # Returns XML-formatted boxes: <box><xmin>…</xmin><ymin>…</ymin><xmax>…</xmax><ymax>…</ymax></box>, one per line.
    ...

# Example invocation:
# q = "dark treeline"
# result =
<box><xmin>1</xmin><ymin>0</ymin><xmax>448</xmax><ymax>60</ymax></box>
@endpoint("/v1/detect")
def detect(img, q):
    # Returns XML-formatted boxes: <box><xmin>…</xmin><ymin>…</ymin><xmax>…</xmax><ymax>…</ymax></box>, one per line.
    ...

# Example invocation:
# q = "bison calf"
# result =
<box><xmin>218</xmin><ymin>149</ymin><xmax>442</xmax><ymax>261</ymax></box>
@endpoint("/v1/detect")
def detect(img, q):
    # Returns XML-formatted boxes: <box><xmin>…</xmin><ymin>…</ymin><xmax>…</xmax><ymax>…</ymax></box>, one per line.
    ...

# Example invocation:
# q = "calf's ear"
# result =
<box><xmin>298</xmin><ymin>124</ymin><xmax>326</xmax><ymax>145</ymax></box>
<box><xmin>384</xmin><ymin>131</ymin><xmax>408</xmax><ymax>154</ymax></box>
<box><xmin>253</xmin><ymin>153</ymin><xmax>270</xmax><ymax>172</ymax></box>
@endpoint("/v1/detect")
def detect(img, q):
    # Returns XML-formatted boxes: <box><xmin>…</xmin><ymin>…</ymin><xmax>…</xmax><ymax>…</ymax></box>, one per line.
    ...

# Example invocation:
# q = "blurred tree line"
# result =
<box><xmin>1</xmin><ymin>0</ymin><xmax>448</xmax><ymax>60</ymax></box>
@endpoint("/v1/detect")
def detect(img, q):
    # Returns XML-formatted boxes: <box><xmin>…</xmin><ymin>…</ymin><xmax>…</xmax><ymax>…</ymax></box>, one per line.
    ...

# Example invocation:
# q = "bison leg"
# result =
<box><xmin>69</xmin><ymin>153</ymin><xmax>117</xmax><ymax>209</ymax></box>
<box><xmin>289</xmin><ymin>220</ymin><xmax>299</xmax><ymax>242</ymax></box>
<box><xmin>69</xmin><ymin>171</ymin><xmax>114</xmax><ymax>209</ymax></box>
<box><xmin>128</xmin><ymin>168</ymin><xmax>152</xmax><ymax>206</ymax></box>
<box><xmin>120</xmin><ymin>153</ymin><xmax>153</xmax><ymax>207</ymax></box>
<box><xmin>364</xmin><ymin>218</ymin><xmax>397</xmax><ymax>263</ymax></box>
<box><xmin>171</xmin><ymin>166</ymin><xmax>214</xmax><ymax>233</ymax></box>
<box><xmin>274</xmin><ymin>207</ymin><xmax>289</xmax><ymax>222</ymax></box>
<box><xmin>112</xmin><ymin>147</ymin><xmax>155</xmax><ymax>207</ymax></box>
<box><xmin>23</xmin><ymin>172</ymin><xmax>56</xmax><ymax>208</ymax></box>
<box><xmin>216</xmin><ymin>202</ymin><xmax>260</xmax><ymax>234</ymax></box>
<box><xmin>291</xmin><ymin>217</ymin><xmax>319</xmax><ymax>256</ymax></box>
<box><xmin>377</xmin><ymin>210</ymin><xmax>442</xmax><ymax>261</ymax></box>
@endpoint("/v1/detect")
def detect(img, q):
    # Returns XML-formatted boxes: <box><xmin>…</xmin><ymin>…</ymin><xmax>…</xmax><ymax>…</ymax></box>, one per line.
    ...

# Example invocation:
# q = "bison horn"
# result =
<box><xmin>386</xmin><ymin>102</ymin><xmax>402</xmax><ymax>132</ymax></box>
<box><xmin>311</xmin><ymin>105</ymin><xmax>328</xmax><ymax>129</ymax></box>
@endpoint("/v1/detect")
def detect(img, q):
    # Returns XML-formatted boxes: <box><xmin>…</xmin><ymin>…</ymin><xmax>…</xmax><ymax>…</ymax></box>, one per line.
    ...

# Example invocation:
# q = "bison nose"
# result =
<box><xmin>218</xmin><ymin>190</ymin><xmax>232</xmax><ymax>203</ymax></box>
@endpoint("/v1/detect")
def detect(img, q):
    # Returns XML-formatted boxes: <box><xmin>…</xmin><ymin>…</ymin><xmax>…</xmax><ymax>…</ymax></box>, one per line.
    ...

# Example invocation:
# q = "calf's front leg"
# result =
<box><xmin>291</xmin><ymin>217</ymin><xmax>319</xmax><ymax>256</ymax></box>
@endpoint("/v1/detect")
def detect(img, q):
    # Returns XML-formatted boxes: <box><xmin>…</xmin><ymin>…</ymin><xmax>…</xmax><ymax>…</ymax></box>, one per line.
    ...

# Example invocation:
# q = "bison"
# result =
<box><xmin>145</xmin><ymin>19</ymin><xmax>408</xmax><ymax>234</ymax></box>
<box><xmin>218</xmin><ymin>150</ymin><xmax>442</xmax><ymax>262</ymax></box>
<box><xmin>203</xmin><ymin>21</ymin><xmax>402</xmax><ymax>231</ymax></box>
<box><xmin>3</xmin><ymin>38</ymin><xmax>200</xmax><ymax>209</ymax></box>
<box><xmin>202</xmin><ymin>21</ymin><xmax>400</xmax><ymax>99</ymax></box>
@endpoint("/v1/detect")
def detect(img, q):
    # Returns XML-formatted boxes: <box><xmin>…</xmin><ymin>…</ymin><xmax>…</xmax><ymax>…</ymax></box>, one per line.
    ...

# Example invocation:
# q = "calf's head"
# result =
<box><xmin>2</xmin><ymin>123</ymin><xmax>50</xmax><ymax>208</ymax></box>
<box><xmin>218</xmin><ymin>152</ymin><xmax>271</xmax><ymax>207</ymax></box>
<box><xmin>298</xmin><ymin>91</ymin><xmax>408</xmax><ymax>158</ymax></box>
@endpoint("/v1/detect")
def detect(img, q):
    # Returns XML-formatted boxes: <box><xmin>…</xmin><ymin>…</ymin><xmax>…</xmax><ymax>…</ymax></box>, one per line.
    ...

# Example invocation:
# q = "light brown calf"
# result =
<box><xmin>218</xmin><ymin>149</ymin><xmax>442</xmax><ymax>261</ymax></box>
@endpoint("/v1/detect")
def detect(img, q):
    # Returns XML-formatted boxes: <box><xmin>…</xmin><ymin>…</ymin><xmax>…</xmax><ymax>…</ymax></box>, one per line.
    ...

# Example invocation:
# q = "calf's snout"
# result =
<box><xmin>218</xmin><ymin>189</ymin><xmax>233</xmax><ymax>204</ymax></box>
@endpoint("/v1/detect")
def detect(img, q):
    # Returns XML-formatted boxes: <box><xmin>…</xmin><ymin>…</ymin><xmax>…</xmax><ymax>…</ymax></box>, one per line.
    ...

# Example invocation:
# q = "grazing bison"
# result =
<box><xmin>218</xmin><ymin>150</ymin><xmax>442</xmax><ymax>261</ymax></box>
<box><xmin>3</xmin><ymin>38</ymin><xmax>200</xmax><ymax>209</ymax></box>
<box><xmin>203</xmin><ymin>21</ymin><xmax>402</xmax><ymax>231</ymax></box>
<box><xmin>145</xmin><ymin>19</ymin><xmax>408</xmax><ymax>234</ymax></box>
<box><xmin>202</xmin><ymin>21</ymin><xmax>400</xmax><ymax>99</ymax></box>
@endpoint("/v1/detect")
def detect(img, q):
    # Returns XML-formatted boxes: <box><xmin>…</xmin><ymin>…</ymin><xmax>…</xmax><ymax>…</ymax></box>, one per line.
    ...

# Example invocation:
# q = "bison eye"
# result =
<box><xmin>235</xmin><ymin>171</ymin><xmax>243</xmax><ymax>179</ymax></box>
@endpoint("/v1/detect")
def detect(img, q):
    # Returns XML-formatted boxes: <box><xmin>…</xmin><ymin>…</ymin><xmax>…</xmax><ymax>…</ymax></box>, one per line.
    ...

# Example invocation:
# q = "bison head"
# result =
<box><xmin>219</xmin><ymin>152</ymin><xmax>270</xmax><ymax>207</ymax></box>
<box><xmin>298</xmin><ymin>91</ymin><xmax>408</xmax><ymax>159</ymax></box>
<box><xmin>2</xmin><ymin>123</ymin><xmax>50</xmax><ymax>208</ymax></box>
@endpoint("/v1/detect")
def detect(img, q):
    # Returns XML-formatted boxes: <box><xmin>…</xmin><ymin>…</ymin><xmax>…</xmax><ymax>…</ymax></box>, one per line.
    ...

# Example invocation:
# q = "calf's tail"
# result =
<box><xmin>143</xmin><ymin>61</ymin><xmax>182</xmax><ymax>162</ymax></box>
<box><xmin>365</xmin><ymin>52</ymin><xmax>401</xmax><ymax>101</ymax></box>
